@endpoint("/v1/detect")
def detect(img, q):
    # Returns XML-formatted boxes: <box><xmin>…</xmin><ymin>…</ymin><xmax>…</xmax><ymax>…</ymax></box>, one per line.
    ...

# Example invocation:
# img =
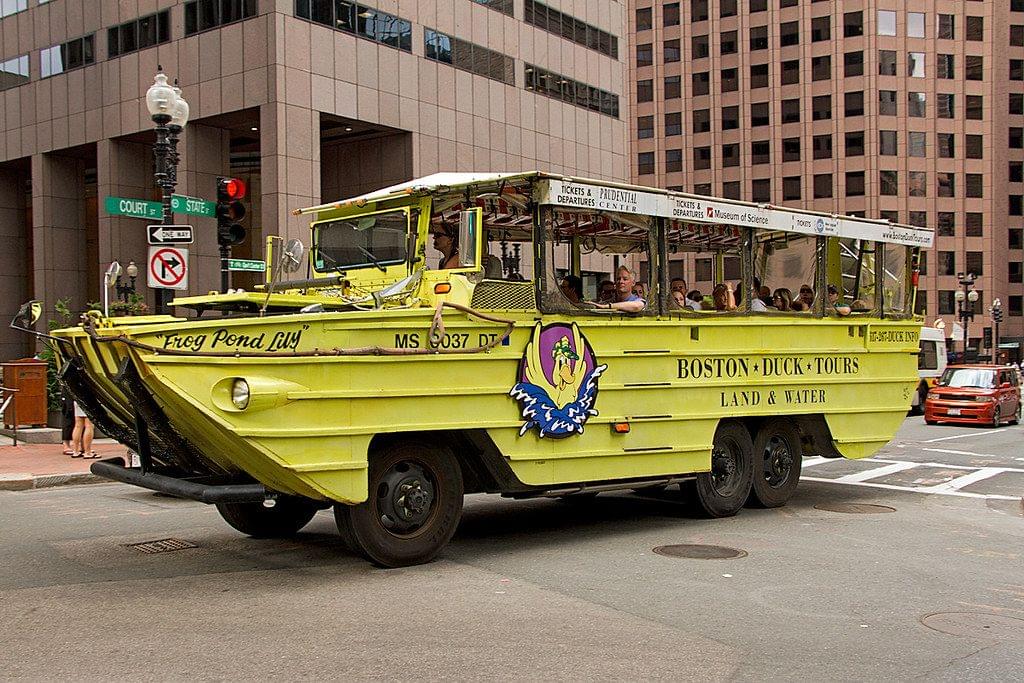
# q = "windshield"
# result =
<box><xmin>313</xmin><ymin>210</ymin><xmax>408</xmax><ymax>272</ymax></box>
<box><xmin>939</xmin><ymin>368</ymin><xmax>996</xmax><ymax>389</ymax></box>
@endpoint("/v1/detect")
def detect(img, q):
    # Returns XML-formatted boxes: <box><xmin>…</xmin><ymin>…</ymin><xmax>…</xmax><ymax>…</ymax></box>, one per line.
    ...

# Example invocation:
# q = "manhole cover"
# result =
<box><xmin>921</xmin><ymin>612</ymin><xmax>1024</xmax><ymax>642</ymax></box>
<box><xmin>125</xmin><ymin>538</ymin><xmax>197</xmax><ymax>554</ymax></box>
<box><xmin>814</xmin><ymin>502</ymin><xmax>896</xmax><ymax>514</ymax></box>
<box><xmin>653</xmin><ymin>544</ymin><xmax>747</xmax><ymax>559</ymax></box>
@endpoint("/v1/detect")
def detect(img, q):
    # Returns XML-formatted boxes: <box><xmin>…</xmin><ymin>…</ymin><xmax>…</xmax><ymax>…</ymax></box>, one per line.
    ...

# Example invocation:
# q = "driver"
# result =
<box><xmin>432</xmin><ymin>222</ymin><xmax>461</xmax><ymax>269</ymax></box>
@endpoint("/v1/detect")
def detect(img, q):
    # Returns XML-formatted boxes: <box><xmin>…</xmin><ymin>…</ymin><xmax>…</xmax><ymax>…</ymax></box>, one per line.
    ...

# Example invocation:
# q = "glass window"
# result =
<box><xmin>966</xmin><ymin>213</ymin><xmax>983</xmax><ymax>236</ymax></box>
<box><xmin>668</xmin><ymin>148</ymin><xmax>685</xmax><ymax>172</ymax></box>
<box><xmin>938</xmin><ymin>14</ymin><xmax>955</xmax><ymax>40</ymax></box>
<box><xmin>664</xmin><ymin>75</ymin><xmax>681</xmax><ymax>99</ymax></box>
<box><xmin>908</xmin><ymin>211</ymin><xmax>927</xmax><ymax>228</ymax></box>
<box><xmin>908</xmin><ymin>52</ymin><xmax>925</xmax><ymax>78</ymax></box>
<box><xmin>721</xmin><ymin>67</ymin><xmax>739</xmax><ymax>92</ymax></box>
<box><xmin>937</xmin><ymin>54</ymin><xmax>954</xmax><ymax>79</ymax></box>
<box><xmin>966</xmin><ymin>95</ymin><xmax>983</xmax><ymax>119</ymax></box>
<box><xmin>750</xmin><ymin>0</ymin><xmax>767</xmax><ymax>11</ymax></box>
<box><xmin>845</xmin><ymin>131</ymin><xmax>865</xmax><ymax>156</ymax></box>
<box><xmin>663</xmin><ymin>39</ymin><xmax>680</xmax><ymax>63</ymax></box>
<box><xmin>664</xmin><ymin>3</ymin><xmax>680</xmax><ymax>26</ymax></box>
<box><xmin>1012</xmin><ymin>161</ymin><xmax>1024</xmax><ymax>183</ymax></box>
<box><xmin>637</xmin><ymin>152</ymin><xmax>655</xmax><ymax>175</ymax></box>
<box><xmin>722</xmin><ymin>181</ymin><xmax>741</xmax><ymax>199</ymax></box>
<box><xmin>665</xmin><ymin>112</ymin><xmax>682</xmax><ymax>136</ymax></box>
<box><xmin>186</xmin><ymin>0</ymin><xmax>256</xmax><ymax>36</ymax></box>
<box><xmin>750</xmin><ymin>25</ymin><xmax>768</xmax><ymax>51</ymax></box>
<box><xmin>693</xmin><ymin>109</ymin><xmax>710</xmax><ymax>133</ymax></box>
<box><xmin>812</xmin><ymin>95</ymin><xmax>832</xmax><ymax>120</ymax></box>
<box><xmin>1011</xmin><ymin>93</ymin><xmax>1023</xmax><ymax>114</ymax></box>
<box><xmin>880</xmin><ymin>130</ymin><xmax>897</xmax><ymax>155</ymax></box>
<box><xmin>937</xmin><ymin>133</ymin><xmax>955</xmax><ymax>158</ymax></box>
<box><xmin>780</xmin><ymin>21</ymin><xmax>799</xmax><ymax>47</ymax></box>
<box><xmin>636</xmin><ymin>43</ymin><xmax>653</xmax><ymax>67</ymax></box>
<box><xmin>721</xmin><ymin>0</ymin><xmax>737</xmax><ymax>17</ymax></box>
<box><xmin>844</xmin><ymin>51</ymin><xmax>864</xmax><ymax>77</ymax></box>
<box><xmin>720</xmin><ymin>30</ymin><xmax>737</xmax><ymax>55</ymax></box>
<box><xmin>692</xmin><ymin>71</ymin><xmax>709</xmax><ymax>96</ymax></box>
<box><xmin>812</xmin><ymin>55</ymin><xmax>831</xmax><ymax>81</ymax></box>
<box><xmin>937</xmin><ymin>93</ymin><xmax>954</xmax><ymax>119</ymax></box>
<box><xmin>878</xmin><ymin>10</ymin><xmax>896</xmax><ymax>36</ymax></box>
<box><xmin>751</xmin><ymin>102</ymin><xmax>769</xmax><ymax>127</ymax></box>
<box><xmin>966</xmin><ymin>252</ymin><xmax>983</xmax><ymax>276</ymax></box>
<box><xmin>40</xmin><ymin>35</ymin><xmax>95</xmax><ymax>78</ymax></box>
<box><xmin>692</xmin><ymin>34</ymin><xmax>709</xmax><ymax>59</ymax></box>
<box><xmin>937</xmin><ymin>172</ymin><xmax>955</xmax><ymax>197</ymax></box>
<box><xmin>781</xmin><ymin>60</ymin><xmax>799</xmax><ymax>85</ymax></box>
<box><xmin>966</xmin><ymin>16</ymin><xmax>984</xmax><ymax>41</ymax></box>
<box><xmin>813</xmin><ymin>174</ymin><xmax>832</xmax><ymax>198</ymax></box>
<box><xmin>722</xmin><ymin>143</ymin><xmax>740</xmax><ymax>167</ymax></box>
<box><xmin>845</xmin><ymin>171</ymin><xmax>865</xmax><ymax>197</ymax></box>
<box><xmin>1012</xmin><ymin>25</ymin><xmax>1024</xmax><ymax>47</ymax></box>
<box><xmin>0</xmin><ymin>54</ymin><xmax>29</xmax><ymax>92</ymax></box>
<box><xmin>879</xmin><ymin>50</ymin><xmax>897</xmax><ymax>76</ymax></box>
<box><xmin>638</xmin><ymin>116</ymin><xmax>654</xmax><ymax>139</ymax></box>
<box><xmin>752</xmin><ymin>140</ymin><xmax>771</xmax><ymax>164</ymax></box>
<box><xmin>966</xmin><ymin>174</ymin><xmax>983</xmax><ymax>198</ymax></box>
<box><xmin>880</xmin><ymin>170</ymin><xmax>898</xmax><ymax>196</ymax></box>
<box><xmin>782</xmin><ymin>99</ymin><xmax>800</xmax><ymax>124</ymax></box>
<box><xmin>965</xmin><ymin>55</ymin><xmax>983</xmax><ymax>80</ymax></box>
<box><xmin>844</xmin><ymin>11</ymin><xmax>863</xmax><ymax>37</ymax></box>
<box><xmin>908</xmin><ymin>92</ymin><xmax>926</xmax><ymax>117</ymax></box>
<box><xmin>965</xmin><ymin>134</ymin><xmax>984</xmax><ymax>159</ymax></box>
<box><xmin>752</xmin><ymin>178</ymin><xmax>771</xmax><ymax>203</ymax></box>
<box><xmin>937</xmin><ymin>212</ymin><xmax>955</xmax><ymax>237</ymax></box>
<box><xmin>938</xmin><ymin>291</ymin><xmax>955</xmax><ymax>315</ymax></box>
<box><xmin>812</xmin><ymin>16</ymin><xmax>830</xmax><ymax>42</ymax></box>
<box><xmin>782</xmin><ymin>138</ymin><xmax>801</xmax><ymax>162</ymax></box>
<box><xmin>691</xmin><ymin>147</ymin><xmax>710</xmax><ymax>171</ymax></box>
<box><xmin>692</xmin><ymin>0</ymin><xmax>709</xmax><ymax>22</ymax></box>
<box><xmin>637</xmin><ymin>79</ymin><xmax>653</xmax><ymax>102</ymax></box>
<box><xmin>0</xmin><ymin>0</ymin><xmax>27</xmax><ymax>19</ymax></box>
<box><xmin>1012</xmin><ymin>59</ymin><xmax>1024</xmax><ymax>81</ymax></box>
<box><xmin>908</xmin><ymin>131</ymin><xmax>926</xmax><ymax>157</ymax></box>
<box><xmin>750</xmin><ymin>63</ymin><xmax>769</xmax><ymax>89</ymax></box>
<box><xmin>907</xmin><ymin>12</ymin><xmax>925</xmax><ymax>38</ymax></box>
<box><xmin>845</xmin><ymin>91</ymin><xmax>864</xmax><ymax>117</ymax></box>
<box><xmin>909</xmin><ymin>171</ymin><xmax>927</xmax><ymax>197</ymax></box>
<box><xmin>722</xmin><ymin>105</ymin><xmax>739</xmax><ymax>130</ymax></box>
<box><xmin>783</xmin><ymin>176</ymin><xmax>802</xmax><ymax>201</ymax></box>
<box><xmin>636</xmin><ymin>7</ymin><xmax>652</xmax><ymax>30</ymax></box>
<box><xmin>813</xmin><ymin>134</ymin><xmax>832</xmax><ymax>159</ymax></box>
<box><xmin>879</xmin><ymin>90</ymin><xmax>897</xmax><ymax>116</ymax></box>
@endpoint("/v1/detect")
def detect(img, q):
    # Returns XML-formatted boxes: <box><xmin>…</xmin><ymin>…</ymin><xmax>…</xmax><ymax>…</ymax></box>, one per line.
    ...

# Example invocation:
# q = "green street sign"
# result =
<box><xmin>171</xmin><ymin>194</ymin><xmax>216</xmax><ymax>218</ymax></box>
<box><xmin>105</xmin><ymin>196</ymin><xmax>163</xmax><ymax>220</ymax></box>
<box><xmin>227</xmin><ymin>259</ymin><xmax>265</xmax><ymax>272</ymax></box>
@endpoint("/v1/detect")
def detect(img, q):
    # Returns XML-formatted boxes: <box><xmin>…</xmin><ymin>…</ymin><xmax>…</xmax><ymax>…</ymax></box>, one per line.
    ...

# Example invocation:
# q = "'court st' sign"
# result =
<box><xmin>105</xmin><ymin>196</ymin><xmax>163</xmax><ymax>220</ymax></box>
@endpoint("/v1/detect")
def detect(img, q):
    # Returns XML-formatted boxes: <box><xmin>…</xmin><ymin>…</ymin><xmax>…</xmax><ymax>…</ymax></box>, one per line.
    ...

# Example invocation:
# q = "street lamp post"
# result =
<box><xmin>954</xmin><ymin>272</ymin><xmax>979</xmax><ymax>361</ymax></box>
<box><xmin>145</xmin><ymin>69</ymin><xmax>189</xmax><ymax>315</ymax></box>
<box><xmin>990</xmin><ymin>298</ymin><xmax>1003</xmax><ymax>364</ymax></box>
<box><xmin>115</xmin><ymin>261</ymin><xmax>138</xmax><ymax>302</ymax></box>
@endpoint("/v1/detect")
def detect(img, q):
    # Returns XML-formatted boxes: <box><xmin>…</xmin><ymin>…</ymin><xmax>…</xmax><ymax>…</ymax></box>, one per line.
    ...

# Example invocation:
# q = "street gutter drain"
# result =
<box><xmin>921</xmin><ymin>612</ymin><xmax>1024</xmax><ymax>642</ymax></box>
<box><xmin>125</xmin><ymin>538</ymin><xmax>198</xmax><ymax>554</ymax></box>
<box><xmin>653</xmin><ymin>544</ymin><xmax>747</xmax><ymax>559</ymax></box>
<box><xmin>814</xmin><ymin>502</ymin><xmax>896</xmax><ymax>514</ymax></box>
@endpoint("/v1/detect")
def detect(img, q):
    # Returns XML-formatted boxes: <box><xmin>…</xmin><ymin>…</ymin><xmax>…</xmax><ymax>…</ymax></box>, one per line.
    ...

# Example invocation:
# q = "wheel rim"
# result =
<box><xmin>760</xmin><ymin>434</ymin><xmax>794</xmax><ymax>489</ymax></box>
<box><xmin>374</xmin><ymin>460</ymin><xmax>437</xmax><ymax>537</ymax></box>
<box><xmin>710</xmin><ymin>437</ymin><xmax>744</xmax><ymax>497</ymax></box>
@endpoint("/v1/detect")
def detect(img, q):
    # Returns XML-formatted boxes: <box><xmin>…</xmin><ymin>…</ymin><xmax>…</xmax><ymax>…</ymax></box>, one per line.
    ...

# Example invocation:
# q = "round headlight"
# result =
<box><xmin>231</xmin><ymin>379</ymin><xmax>250</xmax><ymax>410</ymax></box>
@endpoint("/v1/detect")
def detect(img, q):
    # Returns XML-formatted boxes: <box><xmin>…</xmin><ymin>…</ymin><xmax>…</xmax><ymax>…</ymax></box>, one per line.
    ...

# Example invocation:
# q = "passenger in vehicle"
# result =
<box><xmin>594</xmin><ymin>266</ymin><xmax>645</xmax><ymax>312</ymax></box>
<box><xmin>559</xmin><ymin>275</ymin><xmax>583</xmax><ymax>303</ymax></box>
<box><xmin>798</xmin><ymin>284</ymin><xmax>815</xmax><ymax>308</ymax></box>
<box><xmin>790</xmin><ymin>299</ymin><xmax>809</xmax><ymax>312</ymax></box>
<box><xmin>851</xmin><ymin>298</ymin><xmax>871</xmax><ymax>312</ymax></box>
<box><xmin>758</xmin><ymin>285</ymin><xmax>772</xmax><ymax>307</ymax></box>
<box><xmin>828</xmin><ymin>284</ymin><xmax>851</xmax><ymax>315</ymax></box>
<box><xmin>772</xmin><ymin>288</ymin><xmax>793</xmax><ymax>311</ymax></box>
<box><xmin>671</xmin><ymin>290</ymin><xmax>688</xmax><ymax>308</ymax></box>
<box><xmin>432</xmin><ymin>223</ymin><xmax>461</xmax><ymax>269</ymax></box>
<box><xmin>482</xmin><ymin>254</ymin><xmax>503</xmax><ymax>279</ymax></box>
<box><xmin>750</xmin><ymin>277</ymin><xmax>768</xmax><ymax>312</ymax></box>
<box><xmin>598</xmin><ymin>280</ymin><xmax>616</xmax><ymax>303</ymax></box>
<box><xmin>670</xmin><ymin>277</ymin><xmax>687</xmax><ymax>296</ymax></box>
<box><xmin>712</xmin><ymin>283</ymin><xmax>736</xmax><ymax>311</ymax></box>
<box><xmin>686</xmin><ymin>290</ymin><xmax>704</xmax><ymax>310</ymax></box>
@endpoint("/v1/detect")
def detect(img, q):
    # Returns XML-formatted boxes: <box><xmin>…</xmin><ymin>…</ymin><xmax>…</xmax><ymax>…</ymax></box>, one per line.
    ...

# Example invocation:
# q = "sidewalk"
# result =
<box><xmin>0</xmin><ymin>437</ymin><xmax>126</xmax><ymax>490</ymax></box>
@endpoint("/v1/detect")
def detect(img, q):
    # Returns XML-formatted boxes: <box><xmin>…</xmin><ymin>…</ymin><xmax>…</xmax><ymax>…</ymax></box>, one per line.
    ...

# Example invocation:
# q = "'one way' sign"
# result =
<box><xmin>147</xmin><ymin>224</ymin><xmax>194</xmax><ymax>245</ymax></box>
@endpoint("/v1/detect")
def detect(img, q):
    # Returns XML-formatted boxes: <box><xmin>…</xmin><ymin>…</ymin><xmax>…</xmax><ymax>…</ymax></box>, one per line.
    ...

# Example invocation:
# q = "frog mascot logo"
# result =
<box><xmin>509</xmin><ymin>322</ymin><xmax>607</xmax><ymax>438</ymax></box>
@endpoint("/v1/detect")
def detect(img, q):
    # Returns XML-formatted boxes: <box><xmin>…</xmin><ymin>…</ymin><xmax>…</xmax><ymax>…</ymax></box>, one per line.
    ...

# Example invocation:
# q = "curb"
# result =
<box><xmin>0</xmin><ymin>471</ymin><xmax>104</xmax><ymax>491</ymax></box>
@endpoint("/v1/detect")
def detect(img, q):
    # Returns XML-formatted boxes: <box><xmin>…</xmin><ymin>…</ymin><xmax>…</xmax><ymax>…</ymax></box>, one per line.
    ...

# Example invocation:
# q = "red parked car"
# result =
<box><xmin>924</xmin><ymin>365</ymin><xmax>1022</xmax><ymax>427</ymax></box>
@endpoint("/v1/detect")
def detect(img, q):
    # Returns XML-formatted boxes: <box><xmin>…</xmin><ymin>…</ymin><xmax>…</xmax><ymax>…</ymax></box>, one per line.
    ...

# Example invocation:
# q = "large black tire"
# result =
<box><xmin>215</xmin><ymin>496</ymin><xmax>319</xmax><ymax>538</ymax></box>
<box><xmin>682</xmin><ymin>421</ymin><xmax>754</xmax><ymax>518</ymax></box>
<box><xmin>748</xmin><ymin>419</ymin><xmax>803</xmax><ymax>508</ymax></box>
<box><xmin>335</xmin><ymin>440</ymin><xmax>463</xmax><ymax>568</ymax></box>
<box><xmin>1010</xmin><ymin>402</ymin><xmax>1021</xmax><ymax>426</ymax></box>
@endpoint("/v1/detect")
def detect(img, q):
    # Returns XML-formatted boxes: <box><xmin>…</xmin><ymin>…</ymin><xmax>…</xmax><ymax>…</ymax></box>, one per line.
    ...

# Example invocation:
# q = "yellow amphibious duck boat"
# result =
<box><xmin>31</xmin><ymin>172</ymin><xmax>932</xmax><ymax>567</ymax></box>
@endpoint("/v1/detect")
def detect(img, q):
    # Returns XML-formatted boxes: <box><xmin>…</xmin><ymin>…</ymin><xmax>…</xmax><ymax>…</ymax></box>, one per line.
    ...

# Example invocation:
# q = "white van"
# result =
<box><xmin>912</xmin><ymin>327</ymin><xmax>947</xmax><ymax>413</ymax></box>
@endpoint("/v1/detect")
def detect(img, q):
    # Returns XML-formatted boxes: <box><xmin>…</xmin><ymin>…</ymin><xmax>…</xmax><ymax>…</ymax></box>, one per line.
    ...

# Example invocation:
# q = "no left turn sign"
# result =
<box><xmin>148</xmin><ymin>246</ymin><xmax>189</xmax><ymax>291</ymax></box>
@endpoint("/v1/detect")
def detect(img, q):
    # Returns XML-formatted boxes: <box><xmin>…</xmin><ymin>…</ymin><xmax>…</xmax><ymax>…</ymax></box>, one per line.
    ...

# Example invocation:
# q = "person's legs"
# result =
<box><xmin>71</xmin><ymin>417</ymin><xmax>85</xmax><ymax>456</ymax></box>
<box><xmin>82</xmin><ymin>419</ymin><xmax>94</xmax><ymax>455</ymax></box>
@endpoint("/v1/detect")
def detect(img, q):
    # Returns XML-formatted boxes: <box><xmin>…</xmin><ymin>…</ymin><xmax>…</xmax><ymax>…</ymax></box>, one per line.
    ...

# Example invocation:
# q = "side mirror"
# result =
<box><xmin>11</xmin><ymin>300</ymin><xmax>42</xmax><ymax>330</ymax></box>
<box><xmin>1001</xmin><ymin>381</ymin><xmax>1012</xmax><ymax>389</ymax></box>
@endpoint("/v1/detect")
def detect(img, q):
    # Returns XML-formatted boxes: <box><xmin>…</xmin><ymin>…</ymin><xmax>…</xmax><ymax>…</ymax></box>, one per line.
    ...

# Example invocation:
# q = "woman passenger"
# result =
<box><xmin>772</xmin><ymin>288</ymin><xmax>793</xmax><ymax>311</ymax></box>
<box><xmin>712</xmin><ymin>283</ymin><xmax>736</xmax><ymax>311</ymax></box>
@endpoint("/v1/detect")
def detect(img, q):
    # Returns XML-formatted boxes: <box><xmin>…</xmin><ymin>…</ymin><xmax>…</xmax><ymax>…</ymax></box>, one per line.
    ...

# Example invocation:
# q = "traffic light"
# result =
<box><xmin>993</xmin><ymin>307</ymin><xmax>1004</xmax><ymax>323</ymax></box>
<box><xmin>216</xmin><ymin>176</ymin><xmax>247</xmax><ymax>247</ymax></box>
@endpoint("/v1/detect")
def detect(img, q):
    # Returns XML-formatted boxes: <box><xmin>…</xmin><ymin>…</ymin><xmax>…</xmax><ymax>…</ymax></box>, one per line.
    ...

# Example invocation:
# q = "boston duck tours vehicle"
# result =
<box><xmin>27</xmin><ymin>172</ymin><xmax>933</xmax><ymax>567</ymax></box>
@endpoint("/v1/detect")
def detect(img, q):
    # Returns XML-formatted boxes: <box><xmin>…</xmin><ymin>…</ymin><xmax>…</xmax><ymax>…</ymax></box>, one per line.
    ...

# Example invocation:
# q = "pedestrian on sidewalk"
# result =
<box><xmin>60</xmin><ymin>388</ymin><xmax>75</xmax><ymax>456</ymax></box>
<box><xmin>71</xmin><ymin>402</ymin><xmax>97</xmax><ymax>459</ymax></box>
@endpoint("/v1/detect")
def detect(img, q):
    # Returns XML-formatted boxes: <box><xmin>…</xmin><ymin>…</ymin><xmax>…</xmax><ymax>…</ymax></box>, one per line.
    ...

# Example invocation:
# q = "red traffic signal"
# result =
<box><xmin>218</xmin><ymin>177</ymin><xmax>247</xmax><ymax>201</ymax></box>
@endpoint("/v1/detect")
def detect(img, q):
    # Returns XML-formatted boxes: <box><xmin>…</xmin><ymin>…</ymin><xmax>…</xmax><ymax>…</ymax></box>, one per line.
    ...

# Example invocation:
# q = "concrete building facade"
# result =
<box><xmin>0</xmin><ymin>0</ymin><xmax>628</xmax><ymax>358</ymax></box>
<box><xmin>629</xmin><ymin>0</ymin><xmax>1024</xmax><ymax>357</ymax></box>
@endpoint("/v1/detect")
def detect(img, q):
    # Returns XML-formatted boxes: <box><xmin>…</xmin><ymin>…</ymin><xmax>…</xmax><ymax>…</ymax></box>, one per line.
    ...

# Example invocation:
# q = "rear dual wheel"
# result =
<box><xmin>748</xmin><ymin>419</ymin><xmax>802</xmax><ymax>508</ymax></box>
<box><xmin>334</xmin><ymin>440</ymin><xmax>463</xmax><ymax>568</ymax></box>
<box><xmin>683</xmin><ymin>421</ymin><xmax>755</xmax><ymax>518</ymax></box>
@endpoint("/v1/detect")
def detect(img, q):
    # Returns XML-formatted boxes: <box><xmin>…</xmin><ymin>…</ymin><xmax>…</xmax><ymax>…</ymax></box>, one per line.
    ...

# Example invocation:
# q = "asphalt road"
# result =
<box><xmin>1</xmin><ymin>417</ymin><xmax>1021</xmax><ymax>681</ymax></box>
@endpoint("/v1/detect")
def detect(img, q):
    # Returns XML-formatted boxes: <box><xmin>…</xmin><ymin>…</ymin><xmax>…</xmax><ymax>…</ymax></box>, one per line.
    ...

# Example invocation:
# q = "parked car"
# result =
<box><xmin>924</xmin><ymin>365</ymin><xmax>1022</xmax><ymax>427</ymax></box>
